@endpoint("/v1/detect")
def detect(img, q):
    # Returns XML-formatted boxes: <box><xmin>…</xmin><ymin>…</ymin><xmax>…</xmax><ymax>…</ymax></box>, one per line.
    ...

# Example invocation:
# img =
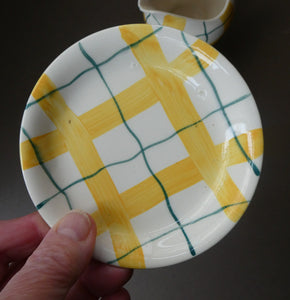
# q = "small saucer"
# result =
<box><xmin>20</xmin><ymin>24</ymin><xmax>263</xmax><ymax>269</ymax></box>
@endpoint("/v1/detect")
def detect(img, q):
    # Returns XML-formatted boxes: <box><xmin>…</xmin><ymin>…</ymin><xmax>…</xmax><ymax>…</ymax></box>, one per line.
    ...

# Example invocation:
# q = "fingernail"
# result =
<box><xmin>55</xmin><ymin>210</ymin><xmax>91</xmax><ymax>241</ymax></box>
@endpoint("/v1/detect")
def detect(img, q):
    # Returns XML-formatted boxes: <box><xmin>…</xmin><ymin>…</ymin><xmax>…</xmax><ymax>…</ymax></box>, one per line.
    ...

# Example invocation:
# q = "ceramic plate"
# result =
<box><xmin>20</xmin><ymin>24</ymin><xmax>263</xmax><ymax>269</ymax></box>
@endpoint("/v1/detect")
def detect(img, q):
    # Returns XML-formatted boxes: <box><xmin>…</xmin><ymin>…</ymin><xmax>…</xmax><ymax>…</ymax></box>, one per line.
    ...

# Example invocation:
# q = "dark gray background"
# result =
<box><xmin>1</xmin><ymin>0</ymin><xmax>289</xmax><ymax>299</ymax></box>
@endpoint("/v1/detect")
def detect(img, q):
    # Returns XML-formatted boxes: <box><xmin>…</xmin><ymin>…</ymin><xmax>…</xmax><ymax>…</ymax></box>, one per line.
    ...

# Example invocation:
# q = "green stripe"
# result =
<box><xmin>34</xmin><ymin>93</ymin><xmax>251</xmax><ymax>211</ymax></box>
<box><xmin>146</xmin><ymin>13</ymin><xmax>161</xmax><ymax>26</ymax></box>
<box><xmin>152</xmin><ymin>14</ymin><xmax>161</xmax><ymax>25</ymax></box>
<box><xmin>25</xmin><ymin>67</ymin><xmax>95</xmax><ymax>109</ymax></box>
<box><xmin>25</xmin><ymin>27</ymin><xmax>163</xmax><ymax>110</ymax></box>
<box><xmin>107</xmin><ymin>200</ymin><xmax>249</xmax><ymax>265</ymax></box>
<box><xmin>196</xmin><ymin>10</ymin><xmax>233</xmax><ymax>39</ymax></box>
<box><xmin>79</xmin><ymin>39</ymin><xmax>196</xmax><ymax>256</ymax></box>
<box><xmin>181</xmin><ymin>31</ymin><xmax>260</xmax><ymax>176</ymax></box>
<box><xmin>145</xmin><ymin>13</ymin><xmax>151</xmax><ymax>22</ymax></box>
<box><xmin>203</xmin><ymin>21</ymin><xmax>209</xmax><ymax>43</ymax></box>
<box><xmin>22</xmin><ymin>127</ymin><xmax>72</xmax><ymax>210</ymax></box>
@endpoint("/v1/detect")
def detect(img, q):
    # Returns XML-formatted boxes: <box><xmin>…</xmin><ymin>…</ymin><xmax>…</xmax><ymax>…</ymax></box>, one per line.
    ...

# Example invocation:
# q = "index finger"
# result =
<box><xmin>0</xmin><ymin>212</ymin><xmax>49</xmax><ymax>265</ymax></box>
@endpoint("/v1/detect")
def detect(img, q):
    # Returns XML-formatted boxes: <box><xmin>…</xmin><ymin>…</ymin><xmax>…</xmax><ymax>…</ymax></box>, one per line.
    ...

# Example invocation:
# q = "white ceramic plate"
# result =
<box><xmin>20</xmin><ymin>24</ymin><xmax>263</xmax><ymax>269</ymax></box>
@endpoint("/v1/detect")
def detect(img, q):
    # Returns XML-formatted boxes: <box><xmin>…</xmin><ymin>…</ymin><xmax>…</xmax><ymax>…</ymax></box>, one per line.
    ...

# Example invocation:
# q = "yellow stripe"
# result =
<box><xmin>119</xmin><ymin>24</ymin><xmax>247</xmax><ymax>222</ymax></box>
<box><xmin>80</xmin><ymin>78</ymin><xmax>159</xmax><ymax>138</ymax></box>
<box><xmin>94</xmin><ymin>128</ymin><xmax>263</xmax><ymax>236</ymax></box>
<box><xmin>123</xmin><ymin>157</ymin><xmax>201</xmax><ymax>219</ymax></box>
<box><xmin>220</xmin><ymin>1</ymin><xmax>233</xmax><ymax>32</ymax></box>
<box><xmin>20</xmin><ymin>130</ymin><xmax>66</xmax><ymax>170</ymax></box>
<box><xmin>163</xmin><ymin>15</ymin><xmax>186</xmax><ymax>31</ymax></box>
<box><xmin>91</xmin><ymin>210</ymin><xmax>107</xmax><ymax>237</ymax></box>
<box><xmin>170</xmin><ymin>39</ymin><xmax>218</xmax><ymax>79</ymax></box>
<box><xmin>32</xmin><ymin>74</ymin><xmax>145</xmax><ymax>268</ymax></box>
<box><xmin>218</xmin><ymin>128</ymin><xmax>263</xmax><ymax>166</ymax></box>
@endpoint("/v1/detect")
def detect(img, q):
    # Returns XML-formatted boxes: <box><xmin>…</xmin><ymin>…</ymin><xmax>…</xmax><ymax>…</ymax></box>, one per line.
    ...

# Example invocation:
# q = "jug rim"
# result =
<box><xmin>138</xmin><ymin>0</ymin><xmax>231</xmax><ymax>22</ymax></box>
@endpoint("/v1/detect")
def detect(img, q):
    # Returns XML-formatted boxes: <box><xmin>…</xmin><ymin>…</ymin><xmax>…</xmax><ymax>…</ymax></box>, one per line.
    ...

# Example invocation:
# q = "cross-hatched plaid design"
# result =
<box><xmin>20</xmin><ymin>24</ymin><xmax>263</xmax><ymax>269</ymax></box>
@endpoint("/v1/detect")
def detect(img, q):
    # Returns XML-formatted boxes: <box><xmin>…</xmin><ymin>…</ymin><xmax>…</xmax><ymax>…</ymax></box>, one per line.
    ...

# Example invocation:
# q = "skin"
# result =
<box><xmin>0</xmin><ymin>211</ymin><xmax>133</xmax><ymax>299</ymax></box>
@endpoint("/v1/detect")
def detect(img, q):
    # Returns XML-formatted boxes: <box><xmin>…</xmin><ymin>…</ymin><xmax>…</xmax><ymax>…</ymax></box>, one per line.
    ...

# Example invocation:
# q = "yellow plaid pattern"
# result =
<box><xmin>20</xmin><ymin>24</ymin><xmax>263</xmax><ymax>268</ymax></box>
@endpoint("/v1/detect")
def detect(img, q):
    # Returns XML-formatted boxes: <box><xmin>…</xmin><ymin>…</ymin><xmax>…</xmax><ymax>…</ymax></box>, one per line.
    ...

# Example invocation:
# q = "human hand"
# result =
<box><xmin>0</xmin><ymin>210</ymin><xmax>132</xmax><ymax>299</ymax></box>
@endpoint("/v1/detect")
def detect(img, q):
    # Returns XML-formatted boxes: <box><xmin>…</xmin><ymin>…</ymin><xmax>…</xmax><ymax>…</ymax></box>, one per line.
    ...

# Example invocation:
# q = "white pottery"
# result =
<box><xmin>20</xmin><ymin>24</ymin><xmax>263</xmax><ymax>269</ymax></box>
<box><xmin>138</xmin><ymin>0</ymin><xmax>235</xmax><ymax>44</ymax></box>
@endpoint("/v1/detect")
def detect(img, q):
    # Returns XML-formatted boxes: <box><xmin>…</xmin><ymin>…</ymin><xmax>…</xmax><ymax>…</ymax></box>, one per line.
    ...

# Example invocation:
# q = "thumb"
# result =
<box><xmin>1</xmin><ymin>210</ymin><xmax>96</xmax><ymax>300</ymax></box>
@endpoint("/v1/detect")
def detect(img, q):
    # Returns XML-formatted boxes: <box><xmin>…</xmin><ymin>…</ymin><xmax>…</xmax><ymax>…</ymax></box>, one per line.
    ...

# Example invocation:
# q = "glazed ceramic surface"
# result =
<box><xmin>138</xmin><ymin>0</ymin><xmax>234</xmax><ymax>44</ymax></box>
<box><xmin>20</xmin><ymin>24</ymin><xmax>263</xmax><ymax>269</ymax></box>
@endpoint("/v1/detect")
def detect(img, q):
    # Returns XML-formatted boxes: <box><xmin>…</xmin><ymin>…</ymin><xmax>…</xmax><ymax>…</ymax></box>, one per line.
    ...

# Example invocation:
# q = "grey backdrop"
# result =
<box><xmin>1</xmin><ymin>0</ymin><xmax>289</xmax><ymax>299</ymax></box>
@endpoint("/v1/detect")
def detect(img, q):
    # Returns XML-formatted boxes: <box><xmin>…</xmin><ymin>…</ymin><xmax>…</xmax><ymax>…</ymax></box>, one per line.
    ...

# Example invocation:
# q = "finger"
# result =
<box><xmin>66</xmin><ymin>260</ymin><xmax>133</xmax><ymax>299</ymax></box>
<box><xmin>0</xmin><ymin>212</ymin><xmax>49</xmax><ymax>264</ymax></box>
<box><xmin>1</xmin><ymin>210</ymin><xmax>96</xmax><ymax>300</ymax></box>
<box><xmin>0</xmin><ymin>212</ymin><xmax>49</xmax><ymax>282</ymax></box>
<box><xmin>0</xmin><ymin>260</ymin><xmax>26</xmax><ymax>291</ymax></box>
<box><xmin>66</xmin><ymin>280</ymin><xmax>98</xmax><ymax>300</ymax></box>
<box><xmin>81</xmin><ymin>260</ymin><xmax>133</xmax><ymax>297</ymax></box>
<box><xmin>0</xmin><ymin>261</ymin><xmax>8</xmax><ymax>284</ymax></box>
<box><xmin>102</xmin><ymin>288</ymin><xmax>131</xmax><ymax>300</ymax></box>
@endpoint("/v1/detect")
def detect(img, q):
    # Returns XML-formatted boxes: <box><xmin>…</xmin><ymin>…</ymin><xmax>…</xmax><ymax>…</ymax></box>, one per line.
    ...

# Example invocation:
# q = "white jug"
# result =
<box><xmin>138</xmin><ymin>0</ymin><xmax>234</xmax><ymax>44</ymax></box>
